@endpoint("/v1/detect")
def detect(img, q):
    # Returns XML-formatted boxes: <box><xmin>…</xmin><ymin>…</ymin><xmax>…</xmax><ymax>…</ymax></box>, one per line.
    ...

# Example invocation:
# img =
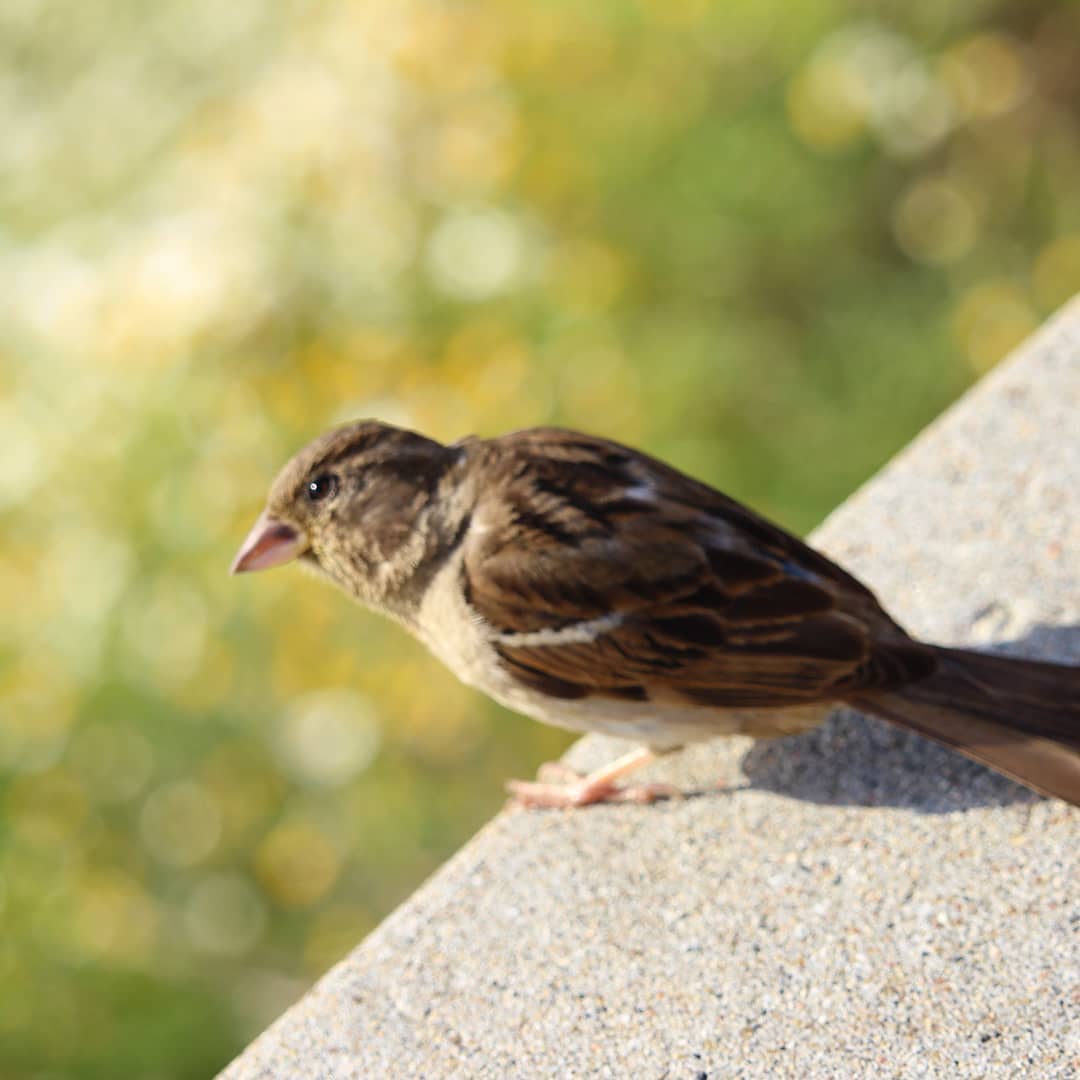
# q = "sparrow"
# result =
<box><xmin>232</xmin><ymin>420</ymin><xmax>1080</xmax><ymax>808</ymax></box>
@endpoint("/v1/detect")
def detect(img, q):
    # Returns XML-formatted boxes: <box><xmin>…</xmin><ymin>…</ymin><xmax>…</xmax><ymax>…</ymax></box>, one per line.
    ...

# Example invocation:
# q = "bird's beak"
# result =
<box><xmin>230</xmin><ymin>512</ymin><xmax>309</xmax><ymax>574</ymax></box>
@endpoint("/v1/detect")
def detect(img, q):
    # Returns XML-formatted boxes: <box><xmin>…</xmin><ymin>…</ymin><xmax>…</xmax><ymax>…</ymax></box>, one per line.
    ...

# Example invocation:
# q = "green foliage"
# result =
<box><xmin>3</xmin><ymin>0</ymin><xmax>1080</xmax><ymax>1074</ymax></box>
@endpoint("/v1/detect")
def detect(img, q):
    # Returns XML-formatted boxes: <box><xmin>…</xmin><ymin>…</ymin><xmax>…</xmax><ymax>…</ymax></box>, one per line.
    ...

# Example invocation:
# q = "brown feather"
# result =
<box><xmin>851</xmin><ymin>647</ymin><xmax>1080</xmax><ymax>804</ymax></box>
<box><xmin>463</xmin><ymin>429</ymin><xmax>925</xmax><ymax>710</ymax></box>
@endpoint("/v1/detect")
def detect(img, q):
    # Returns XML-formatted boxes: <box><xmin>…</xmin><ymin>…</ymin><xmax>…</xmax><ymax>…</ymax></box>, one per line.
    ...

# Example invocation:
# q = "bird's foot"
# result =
<box><xmin>505</xmin><ymin>749</ymin><xmax>679</xmax><ymax>809</ymax></box>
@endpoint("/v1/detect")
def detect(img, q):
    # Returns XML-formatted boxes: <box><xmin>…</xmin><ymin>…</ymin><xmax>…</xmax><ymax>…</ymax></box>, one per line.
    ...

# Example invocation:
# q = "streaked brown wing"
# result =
<box><xmin>463</xmin><ymin>429</ymin><xmax>934</xmax><ymax>708</ymax></box>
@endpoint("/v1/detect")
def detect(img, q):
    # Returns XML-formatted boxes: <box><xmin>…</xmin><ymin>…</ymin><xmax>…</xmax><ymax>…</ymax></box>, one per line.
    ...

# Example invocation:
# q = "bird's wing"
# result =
<box><xmin>462</xmin><ymin>429</ymin><xmax>933</xmax><ymax>707</ymax></box>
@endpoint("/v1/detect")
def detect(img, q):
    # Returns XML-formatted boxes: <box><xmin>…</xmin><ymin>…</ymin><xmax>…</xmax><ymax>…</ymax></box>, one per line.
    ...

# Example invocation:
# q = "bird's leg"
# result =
<box><xmin>505</xmin><ymin>747</ymin><xmax>679</xmax><ymax>808</ymax></box>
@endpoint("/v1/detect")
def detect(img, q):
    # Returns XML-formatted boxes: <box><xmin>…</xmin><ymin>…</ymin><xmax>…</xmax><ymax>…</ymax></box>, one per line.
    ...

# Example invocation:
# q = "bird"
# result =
<box><xmin>231</xmin><ymin>420</ymin><xmax>1080</xmax><ymax>808</ymax></box>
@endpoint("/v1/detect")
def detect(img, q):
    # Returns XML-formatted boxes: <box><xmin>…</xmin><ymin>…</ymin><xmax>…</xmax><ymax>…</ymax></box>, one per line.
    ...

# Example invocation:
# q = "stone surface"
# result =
<box><xmin>222</xmin><ymin>302</ymin><xmax>1080</xmax><ymax>1079</ymax></box>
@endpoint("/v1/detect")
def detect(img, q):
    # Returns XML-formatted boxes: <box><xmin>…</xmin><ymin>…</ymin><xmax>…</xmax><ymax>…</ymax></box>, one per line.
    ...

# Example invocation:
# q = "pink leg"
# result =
<box><xmin>505</xmin><ymin>747</ymin><xmax>680</xmax><ymax>809</ymax></box>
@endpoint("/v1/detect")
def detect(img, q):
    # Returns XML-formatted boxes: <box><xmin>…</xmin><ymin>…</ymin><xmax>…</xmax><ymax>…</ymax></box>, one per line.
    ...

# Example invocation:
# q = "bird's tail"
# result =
<box><xmin>849</xmin><ymin>646</ymin><xmax>1080</xmax><ymax>806</ymax></box>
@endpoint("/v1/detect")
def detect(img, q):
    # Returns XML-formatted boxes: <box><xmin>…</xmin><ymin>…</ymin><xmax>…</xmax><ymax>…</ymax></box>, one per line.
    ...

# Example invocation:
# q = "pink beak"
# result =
<box><xmin>231</xmin><ymin>512</ymin><xmax>309</xmax><ymax>573</ymax></box>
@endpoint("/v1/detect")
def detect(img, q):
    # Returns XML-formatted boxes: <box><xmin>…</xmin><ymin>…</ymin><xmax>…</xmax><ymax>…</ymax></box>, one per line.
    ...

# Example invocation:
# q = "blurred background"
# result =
<box><xmin>3</xmin><ymin>0</ymin><xmax>1080</xmax><ymax>1075</ymax></box>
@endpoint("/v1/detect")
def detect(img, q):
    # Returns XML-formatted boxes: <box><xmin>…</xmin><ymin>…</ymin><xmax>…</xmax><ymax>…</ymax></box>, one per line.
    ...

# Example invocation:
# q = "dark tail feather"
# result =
<box><xmin>849</xmin><ymin>646</ymin><xmax>1080</xmax><ymax>806</ymax></box>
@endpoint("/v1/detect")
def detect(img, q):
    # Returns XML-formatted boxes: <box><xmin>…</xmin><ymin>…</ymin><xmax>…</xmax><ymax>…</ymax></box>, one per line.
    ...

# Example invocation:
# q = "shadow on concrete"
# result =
<box><xmin>739</xmin><ymin>622</ymin><xmax>1080</xmax><ymax>813</ymax></box>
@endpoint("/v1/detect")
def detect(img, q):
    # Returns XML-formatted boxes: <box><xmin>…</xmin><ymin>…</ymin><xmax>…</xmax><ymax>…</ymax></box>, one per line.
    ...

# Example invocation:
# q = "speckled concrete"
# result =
<box><xmin>222</xmin><ymin>302</ymin><xmax>1080</xmax><ymax>1080</ymax></box>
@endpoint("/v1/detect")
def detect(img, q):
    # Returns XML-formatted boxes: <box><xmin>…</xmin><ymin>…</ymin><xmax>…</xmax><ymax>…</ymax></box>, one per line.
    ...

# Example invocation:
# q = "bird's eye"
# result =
<box><xmin>306</xmin><ymin>474</ymin><xmax>340</xmax><ymax>503</ymax></box>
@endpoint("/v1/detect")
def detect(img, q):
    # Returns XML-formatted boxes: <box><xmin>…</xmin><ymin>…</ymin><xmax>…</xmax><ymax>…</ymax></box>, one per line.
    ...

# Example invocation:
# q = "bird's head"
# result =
<box><xmin>231</xmin><ymin>420</ymin><xmax>464</xmax><ymax>616</ymax></box>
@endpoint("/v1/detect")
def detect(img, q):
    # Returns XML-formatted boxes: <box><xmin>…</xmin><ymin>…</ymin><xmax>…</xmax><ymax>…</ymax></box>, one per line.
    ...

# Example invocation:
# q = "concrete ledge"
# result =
<box><xmin>222</xmin><ymin>302</ymin><xmax>1080</xmax><ymax>1079</ymax></box>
